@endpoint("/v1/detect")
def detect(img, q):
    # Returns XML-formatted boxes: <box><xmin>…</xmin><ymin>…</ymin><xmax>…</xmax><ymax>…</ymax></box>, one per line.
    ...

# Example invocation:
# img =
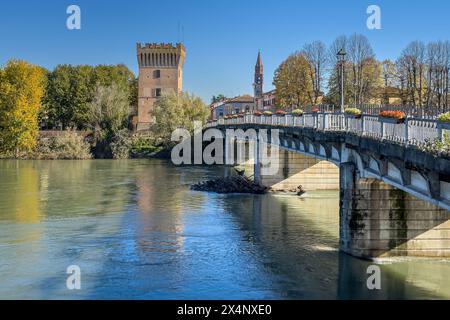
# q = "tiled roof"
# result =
<box><xmin>226</xmin><ymin>95</ymin><xmax>255</xmax><ymax>103</ymax></box>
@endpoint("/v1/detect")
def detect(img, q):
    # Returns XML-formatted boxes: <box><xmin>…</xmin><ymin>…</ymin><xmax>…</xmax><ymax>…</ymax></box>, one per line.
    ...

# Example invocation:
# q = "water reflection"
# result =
<box><xmin>0</xmin><ymin>160</ymin><xmax>449</xmax><ymax>299</ymax></box>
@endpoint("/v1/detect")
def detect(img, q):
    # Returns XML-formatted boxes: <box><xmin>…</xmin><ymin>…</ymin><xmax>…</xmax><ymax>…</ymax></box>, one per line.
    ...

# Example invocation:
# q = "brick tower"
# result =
<box><xmin>136</xmin><ymin>43</ymin><xmax>186</xmax><ymax>131</ymax></box>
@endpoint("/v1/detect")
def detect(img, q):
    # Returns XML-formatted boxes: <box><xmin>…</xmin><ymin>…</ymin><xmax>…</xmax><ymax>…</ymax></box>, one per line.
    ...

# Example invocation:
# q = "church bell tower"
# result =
<box><xmin>254</xmin><ymin>50</ymin><xmax>264</xmax><ymax>108</ymax></box>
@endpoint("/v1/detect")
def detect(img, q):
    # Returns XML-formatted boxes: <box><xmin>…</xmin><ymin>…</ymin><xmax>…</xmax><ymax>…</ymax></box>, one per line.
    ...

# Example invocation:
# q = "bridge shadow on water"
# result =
<box><xmin>219</xmin><ymin>192</ymin><xmax>450</xmax><ymax>299</ymax></box>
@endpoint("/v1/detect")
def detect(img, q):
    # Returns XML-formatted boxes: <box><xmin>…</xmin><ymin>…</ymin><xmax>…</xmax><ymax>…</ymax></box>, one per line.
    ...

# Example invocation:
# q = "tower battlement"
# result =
<box><xmin>136</xmin><ymin>42</ymin><xmax>185</xmax><ymax>68</ymax></box>
<box><xmin>137</xmin><ymin>43</ymin><xmax>185</xmax><ymax>51</ymax></box>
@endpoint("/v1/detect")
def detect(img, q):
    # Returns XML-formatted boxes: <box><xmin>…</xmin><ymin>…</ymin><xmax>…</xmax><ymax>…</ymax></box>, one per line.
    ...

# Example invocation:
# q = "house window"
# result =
<box><xmin>155</xmin><ymin>88</ymin><xmax>162</xmax><ymax>97</ymax></box>
<box><xmin>153</xmin><ymin>70</ymin><xmax>161</xmax><ymax>79</ymax></box>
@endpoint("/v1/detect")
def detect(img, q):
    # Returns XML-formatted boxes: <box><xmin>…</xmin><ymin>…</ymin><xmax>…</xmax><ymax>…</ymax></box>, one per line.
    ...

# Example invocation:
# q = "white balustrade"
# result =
<box><xmin>206</xmin><ymin>113</ymin><xmax>442</xmax><ymax>147</ymax></box>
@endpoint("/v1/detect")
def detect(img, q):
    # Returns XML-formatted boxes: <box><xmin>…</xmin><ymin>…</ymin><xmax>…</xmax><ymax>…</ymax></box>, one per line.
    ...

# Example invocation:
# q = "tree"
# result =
<box><xmin>326</xmin><ymin>36</ymin><xmax>351</xmax><ymax>106</ymax></box>
<box><xmin>302</xmin><ymin>41</ymin><xmax>328</xmax><ymax>104</ymax></box>
<box><xmin>87</xmin><ymin>84</ymin><xmax>130</xmax><ymax>140</ymax></box>
<box><xmin>86</xmin><ymin>84</ymin><xmax>131</xmax><ymax>158</ymax></box>
<box><xmin>347</xmin><ymin>34</ymin><xmax>376</xmax><ymax>106</ymax></box>
<box><xmin>273</xmin><ymin>52</ymin><xmax>314</xmax><ymax>108</ymax></box>
<box><xmin>44</xmin><ymin>64</ymin><xmax>136</xmax><ymax>129</ymax></box>
<box><xmin>326</xmin><ymin>34</ymin><xmax>382</xmax><ymax>106</ymax></box>
<box><xmin>396</xmin><ymin>41</ymin><xmax>427</xmax><ymax>106</ymax></box>
<box><xmin>211</xmin><ymin>94</ymin><xmax>226</xmax><ymax>104</ymax></box>
<box><xmin>44</xmin><ymin>65</ymin><xmax>93</xmax><ymax>129</ymax></box>
<box><xmin>426</xmin><ymin>41</ymin><xmax>450</xmax><ymax>109</ymax></box>
<box><xmin>0</xmin><ymin>60</ymin><xmax>46</xmax><ymax>156</ymax></box>
<box><xmin>153</xmin><ymin>91</ymin><xmax>209</xmax><ymax>142</ymax></box>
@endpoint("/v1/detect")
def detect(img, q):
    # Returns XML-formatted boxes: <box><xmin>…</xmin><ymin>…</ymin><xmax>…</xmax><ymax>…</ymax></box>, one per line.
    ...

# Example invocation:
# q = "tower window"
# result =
<box><xmin>155</xmin><ymin>88</ymin><xmax>162</xmax><ymax>97</ymax></box>
<box><xmin>153</xmin><ymin>70</ymin><xmax>161</xmax><ymax>79</ymax></box>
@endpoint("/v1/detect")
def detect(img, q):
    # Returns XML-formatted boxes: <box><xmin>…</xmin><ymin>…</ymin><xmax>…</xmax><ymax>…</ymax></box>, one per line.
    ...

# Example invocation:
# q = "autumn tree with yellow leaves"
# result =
<box><xmin>273</xmin><ymin>52</ymin><xmax>314</xmax><ymax>109</ymax></box>
<box><xmin>0</xmin><ymin>60</ymin><xmax>46</xmax><ymax>156</ymax></box>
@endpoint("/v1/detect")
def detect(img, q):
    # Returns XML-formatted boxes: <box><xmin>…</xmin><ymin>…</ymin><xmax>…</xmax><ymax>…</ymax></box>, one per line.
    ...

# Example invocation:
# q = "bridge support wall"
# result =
<box><xmin>259</xmin><ymin>148</ymin><xmax>339</xmax><ymax>191</ymax></box>
<box><xmin>340</xmin><ymin>163</ymin><xmax>450</xmax><ymax>258</ymax></box>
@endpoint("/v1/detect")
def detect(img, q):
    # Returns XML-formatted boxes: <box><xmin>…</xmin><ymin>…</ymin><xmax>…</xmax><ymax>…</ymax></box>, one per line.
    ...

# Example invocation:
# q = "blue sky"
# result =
<box><xmin>0</xmin><ymin>0</ymin><xmax>449</xmax><ymax>102</ymax></box>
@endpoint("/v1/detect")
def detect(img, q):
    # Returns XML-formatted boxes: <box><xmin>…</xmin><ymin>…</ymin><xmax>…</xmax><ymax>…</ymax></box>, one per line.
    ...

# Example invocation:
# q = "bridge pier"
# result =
<box><xmin>340</xmin><ymin>162</ymin><xmax>450</xmax><ymax>259</ymax></box>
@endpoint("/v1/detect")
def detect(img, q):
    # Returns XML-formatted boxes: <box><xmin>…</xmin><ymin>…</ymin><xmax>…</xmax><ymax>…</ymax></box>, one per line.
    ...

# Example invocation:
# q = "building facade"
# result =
<box><xmin>261</xmin><ymin>89</ymin><xmax>276</xmax><ymax>111</ymax></box>
<box><xmin>136</xmin><ymin>43</ymin><xmax>186</xmax><ymax>131</ymax></box>
<box><xmin>211</xmin><ymin>95</ymin><xmax>255</xmax><ymax>119</ymax></box>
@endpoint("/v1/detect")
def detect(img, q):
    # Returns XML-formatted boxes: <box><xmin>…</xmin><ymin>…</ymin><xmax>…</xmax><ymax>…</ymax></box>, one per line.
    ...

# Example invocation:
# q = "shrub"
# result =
<box><xmin>291</xmin><ymin>109</ymin><xmax>304</xmax><ymax>116</ymax></box>
<box><xmin>31</xmin><ymin>131</ymin><xmax>92</xmax><ymax>160</ymax></box>
<box><xmin>130</xmin><ymin>135</ymin><xmax>162</xmax><ymax>158</ymax></box>
<box><xmin>379</xmin><ymin>110</ymin><xmax>406</xmax><ymax>120</ymax></box>
<box><xmin>263</xmin><ymin>111</ymin><xmax>273</xmax><ymax>116</ymax></box>
<box><xmin>311</xmin><ymin>107</ymin><xmax>320</xmax><ymax>113</ymax></box>
<box><xmin>275</xmin><ymin>109</ymin><xmax>287</xmax><ymax>116</ymax></box>
<box><xmin>419</xmin><ymin>133</ymin><xmax>450</xmax><ymax>157</ymax></box>
<box><xmin>110</xmin><ymin>129</ymin><xmax>132</xmax><ymax>159</ymax></box>
<box><xmin>254</xmin><ymin>111</ymin><xmax>263</xmax><ymax>116</ymax></box>
<box><xmin>437</xmin><ymin>112</ymin><xmax>450</xmax><ymax>123</ymax></box>
<box><xmin>51</xmin><ymin>131</ymin><xmax>92</xmax><ymax>159</ymax></box>
<box><xmin>344</xmin><ymin>107</ymin><xmax>362</xmax><ymax>116</ymax></box>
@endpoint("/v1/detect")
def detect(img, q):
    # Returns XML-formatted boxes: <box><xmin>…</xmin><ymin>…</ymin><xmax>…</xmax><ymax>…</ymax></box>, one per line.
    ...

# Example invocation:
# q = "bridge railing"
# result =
<box><xmin>205</xmin><ymin>113</ymin><xmax>446</xmax><ymax>147</ymax></box>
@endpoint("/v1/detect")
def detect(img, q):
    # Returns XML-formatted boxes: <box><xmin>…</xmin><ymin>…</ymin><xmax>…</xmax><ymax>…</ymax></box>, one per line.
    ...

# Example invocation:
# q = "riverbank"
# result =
<box><xmin>0</xmin><ymin>130</ymin><xmax>171</xmax><ymax>160</ymax></box>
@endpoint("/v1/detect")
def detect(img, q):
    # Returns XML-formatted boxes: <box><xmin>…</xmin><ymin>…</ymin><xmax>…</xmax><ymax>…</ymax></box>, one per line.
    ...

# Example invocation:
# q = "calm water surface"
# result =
<box><xmin>0</xmin><ymin>159</ymin><xmax>449</xmax><ymax>299</ymax></box>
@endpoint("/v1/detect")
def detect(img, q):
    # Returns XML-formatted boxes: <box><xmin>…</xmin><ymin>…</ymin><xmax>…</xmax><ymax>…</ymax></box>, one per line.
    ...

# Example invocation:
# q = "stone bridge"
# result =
<box><xmin>206</xmin><ymin>113</ymin><xmax>450</xmax><ymax>259</ymax></box>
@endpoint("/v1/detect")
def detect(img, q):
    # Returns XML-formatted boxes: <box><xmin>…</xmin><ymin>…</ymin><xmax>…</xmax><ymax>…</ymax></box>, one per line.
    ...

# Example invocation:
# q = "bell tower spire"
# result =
<box><xmin>254</xmin><ymin>50</ymin><xmax>264</xmax><ymax>100</ymax></box>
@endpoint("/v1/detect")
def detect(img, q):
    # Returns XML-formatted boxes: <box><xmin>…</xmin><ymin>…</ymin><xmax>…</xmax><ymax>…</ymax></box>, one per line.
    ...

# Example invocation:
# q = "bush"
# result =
<box><xmin>311</xmin><ymin>107</ymin><xmax>320</xmax><ymax>113</ymax></box>
<box><xmin>254</xmin><ymin>111</ymin><xmax>263</xmax><ymax>116</ymax></box>
<box><xmin>110</xmin><ymin>129</ymin><xmax>132</xmax><ymax>159</ymax></box>
<box><xmin>437</xmin><ymin>112</ymin><xmax>450</xmax><ymax>123</ymax></box>
<box><xmin>379</xmin><ymin>110</ymin><xmax>406</xmax><ymax>120</ymax></box>
<box><xmin>344</xmin><ymin>107</ymin><xmax>362</xmax><ymax>116</ymax></box>
<box><xmin>31</xmin><ymin>131</ymin><xmax>92</xmax><ymax>159</ymax></box>
<box><xmin>263</xmin><ymin>111</ymin><xmax>273</xmax><ymax>116</ymax></box>
<box><xmin>130</xmin><ymin>135</ymin><xmax>162</xmax><ymax>158</ymax></box>
<box><xmin>291</xmin><ymin>109</ymin><xmax>304</xmax><ymax>116</ymax></box>
<box><xmin>275</xmin><ymin>109</ymin><xmax>287</xmax><ymax>116</ymax></box>
<box><xmin>419</xmin><ymin>133</ymin><xmax>450</xmax><ymax>157</ymax></box>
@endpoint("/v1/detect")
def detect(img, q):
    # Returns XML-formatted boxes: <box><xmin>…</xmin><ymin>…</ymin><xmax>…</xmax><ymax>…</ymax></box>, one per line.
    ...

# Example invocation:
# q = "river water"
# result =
<box><xmin>0</xmin><ymin>159</ymin><xmax>449</xmax><ymax>299</ymax></box>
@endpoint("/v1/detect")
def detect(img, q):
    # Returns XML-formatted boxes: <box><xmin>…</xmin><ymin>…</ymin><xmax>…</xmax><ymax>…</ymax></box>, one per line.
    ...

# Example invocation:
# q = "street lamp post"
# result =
<box><xmin>337</xmin><ymin>48</ymin><xmax>346</xmax><ymax>113</ymax></box>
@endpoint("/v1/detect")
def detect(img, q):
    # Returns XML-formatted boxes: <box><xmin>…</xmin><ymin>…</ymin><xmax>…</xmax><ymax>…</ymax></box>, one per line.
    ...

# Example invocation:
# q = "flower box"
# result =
<box><xmin>344</xmin><ymin>107</ymin><xmax>362</xmax><ymax>119</ymax></box>
<box><xmin>275</xmin><ymin>109</ymin><xmax>287</xmax><ymax>116</ymax></box>
<box><xmin>379</xmin><ymin>117</ymin><xmax>405</xmax><ymax>124</ymax></box>
<box><xmin>437</xmin><ymin>113</ymin><xmax>450</xmax><ymax>130</ymax></box>
<box><xmin>291</xmin><ymin>109</ymin><xmax>304</xmax><ymax>117</ymax></box>
<box><xmin>345</xmin><ymin>114</ymin><xmax>362</xmax><ymax>119</ymax></box>
<box><xmin>379</xmin><ymin>110</ymin><xmax>406</xmax><ymax>124</ymax></box>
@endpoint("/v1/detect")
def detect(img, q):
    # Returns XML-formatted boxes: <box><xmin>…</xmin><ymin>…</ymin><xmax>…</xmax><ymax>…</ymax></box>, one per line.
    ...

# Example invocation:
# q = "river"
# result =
<box><xmin>0</xmin><ymin>159</ymin><xmax>449</xmax><ymax>299</ymax></box>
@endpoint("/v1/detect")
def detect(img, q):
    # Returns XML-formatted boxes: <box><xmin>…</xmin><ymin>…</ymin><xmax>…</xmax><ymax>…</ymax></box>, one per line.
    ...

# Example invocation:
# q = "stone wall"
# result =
<box><xmin>340</xmin><ymin>163</ymin><xmax>450</xmax><ymax>258</ymax></box>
